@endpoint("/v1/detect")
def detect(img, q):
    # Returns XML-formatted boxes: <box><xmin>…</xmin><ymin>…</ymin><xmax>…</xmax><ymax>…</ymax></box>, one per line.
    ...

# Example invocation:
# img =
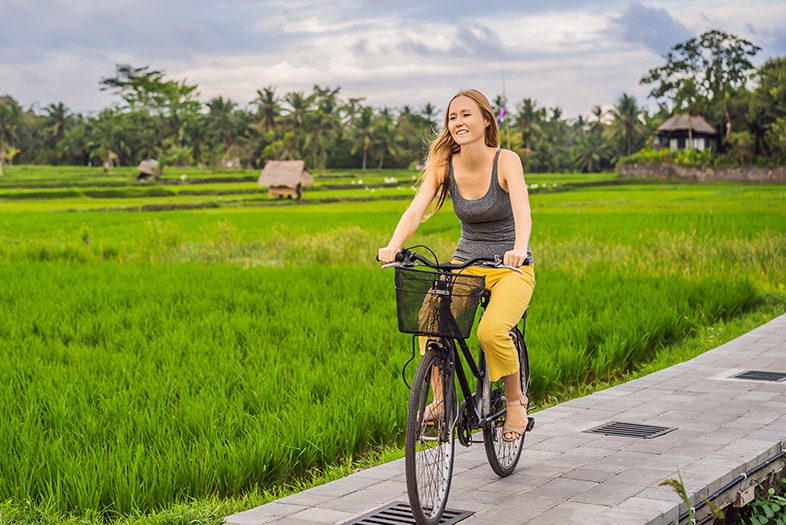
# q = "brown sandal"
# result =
<box><xmin>422</xmin><ymin>400</ymin><xmax>445</xmax><ymax>423</ymax></box>
<box><xmin>502</xmin><ymin>397</ymin><xmax>528</xmax><ymax>442</ymax></box>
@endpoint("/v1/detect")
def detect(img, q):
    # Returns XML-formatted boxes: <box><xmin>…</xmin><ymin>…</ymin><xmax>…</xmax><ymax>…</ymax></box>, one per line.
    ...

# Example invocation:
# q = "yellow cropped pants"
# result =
<box><xmin>420</xmin><ymin>263</ymin><xmax>535</xmax><ymax>381</ymax></box>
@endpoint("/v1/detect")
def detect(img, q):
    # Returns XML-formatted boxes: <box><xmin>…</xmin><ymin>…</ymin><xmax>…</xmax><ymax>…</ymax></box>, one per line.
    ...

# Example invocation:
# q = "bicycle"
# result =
<box><xmin>379</xmin><ymin>246</ymin><xmax>534</xmax><ymax>525</ymax></box>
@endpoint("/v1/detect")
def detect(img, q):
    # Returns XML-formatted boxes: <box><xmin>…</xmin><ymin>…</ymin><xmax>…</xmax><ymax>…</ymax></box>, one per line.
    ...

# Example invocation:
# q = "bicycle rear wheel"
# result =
<box><xmin>405</xmin><ymin>347</ymin><xmax>456</xmax><ymax>525</ymax></box>
<box><xmin>483</xmin><ymin>326</ymin><xmax>530</xmax><ymax>477</ymax></box>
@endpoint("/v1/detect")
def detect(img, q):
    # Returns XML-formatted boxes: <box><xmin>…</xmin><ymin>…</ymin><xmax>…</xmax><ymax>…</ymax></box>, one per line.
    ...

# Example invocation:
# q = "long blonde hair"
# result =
<box><xmin>421</xmin><ymin>89</ymin><xmax>500</xmax><ymax>219</ymax></box>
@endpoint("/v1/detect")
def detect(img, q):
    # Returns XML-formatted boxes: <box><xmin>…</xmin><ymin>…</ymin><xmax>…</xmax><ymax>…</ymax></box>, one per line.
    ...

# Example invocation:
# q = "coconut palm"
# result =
<box><xmin>86</xmin><ymin>109</ymin><xmax>129</xmax><ymax>174</ymax></box>
<box><xmin>253</xmin><ymin>87</ymin><xmax>280</xmax><ymax>133</ymax></box>
<box><xmin>606</xmin><ymin>93</ymin><xmax>647</xmax><ymax>156</ymax></box>
<box><xmin>350</xmin><ymin>106</ymin><xmax>375</xmax><ymax>170</ymax></box>
<box><xmin>573</xmin><ymin>130</ymin><xmax>608</xmax><ymax>172</ymax></box>
<box><xmin>590</xmin><ymin>105</ymin><xmax>605</xmax><ymax>133</ymax></box>
<box><xmin>283</xmin><ymin>91</ymin><xmax>315</xmax><ymax>158</ymax></box>
<box><xmin>43</xmin><ymin>102</ymin><xmax>71</xmax><ymax>158</ymax></box>
<box><xmin>420</xmin><ymin>102</ymin><xmax>439</xmax><ymax>132</ymax></box>
<box><xmin>0</xmin><ymin>96</ymin><xmax>22</xmax><ymax>175</ymax></box>
<box><xmin>515</xmin><ymin>98</ymin><xmax>543</xmax><ymax>151</ymax></box>
<box><xmin>206</xmin><ymin>96</ymin><xmax>240</xmax><ymax>153</ymax></box>
<box><xmin>371</xmin><ymin>108</ymin><xmax>397</xmax><ymax>169</ymax></box>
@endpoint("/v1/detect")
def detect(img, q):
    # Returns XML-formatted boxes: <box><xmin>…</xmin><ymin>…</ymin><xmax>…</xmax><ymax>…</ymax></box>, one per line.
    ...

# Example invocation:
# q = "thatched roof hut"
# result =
<box><xmin>657</xmin><ymin>114</ymin><xmax>717</xmax><ymax>135</ymax></box>
<box><xmin>656</xmin><ymin>114</ymin><xmax>718</xmax><ymax>152</ymax></box>
<box><xmin>257</xmin><ymin>160</ymin><xmax>314</xmax><ymax>199</ymax></box>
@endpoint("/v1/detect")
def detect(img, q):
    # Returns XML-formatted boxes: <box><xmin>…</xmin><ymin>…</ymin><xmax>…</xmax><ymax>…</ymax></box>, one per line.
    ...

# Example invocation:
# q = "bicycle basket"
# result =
<box><xmin>394</xmin><ymin>266</ymin><xmax>485</xmax><ymax>339</ymax></box>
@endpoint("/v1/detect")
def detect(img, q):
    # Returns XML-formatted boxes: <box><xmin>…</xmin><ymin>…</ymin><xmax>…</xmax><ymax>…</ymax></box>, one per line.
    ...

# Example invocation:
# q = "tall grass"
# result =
<box><xmin>0</xmin><ymin>170</ymin><xmax>783</xmax><ymax>521</ymax></box>
<box><xmin>0</xmin><ymin>261</ymin><xmax>760</xmax><ymax>517</ymax></box>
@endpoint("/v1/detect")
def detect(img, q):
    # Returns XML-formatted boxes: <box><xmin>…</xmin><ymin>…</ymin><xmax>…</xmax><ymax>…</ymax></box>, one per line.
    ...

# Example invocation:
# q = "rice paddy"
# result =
<box><xmin>0</xmin><ymin>165</ymin><xmax>784</xmax><ymax>523</ymax></box>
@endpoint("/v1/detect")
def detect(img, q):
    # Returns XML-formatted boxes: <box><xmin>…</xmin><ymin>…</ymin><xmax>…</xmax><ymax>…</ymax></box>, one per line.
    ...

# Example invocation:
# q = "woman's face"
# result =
<box><xmin>447</xmin><ymin>95</ymin><xmax>489</xmax><ymax>147</ymax></box>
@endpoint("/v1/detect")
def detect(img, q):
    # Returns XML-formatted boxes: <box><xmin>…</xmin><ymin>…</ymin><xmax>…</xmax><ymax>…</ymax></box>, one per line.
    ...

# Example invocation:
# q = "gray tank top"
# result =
<box><xmin>450</xmin><ymin>149</ymin><xmax>533</xmax><ymax>263</ymax></box>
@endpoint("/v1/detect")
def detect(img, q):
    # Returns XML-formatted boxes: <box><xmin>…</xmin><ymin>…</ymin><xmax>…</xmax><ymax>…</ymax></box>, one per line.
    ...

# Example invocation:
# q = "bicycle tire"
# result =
<box><xmin>405</xmin><ymin>348</ymin><xmax>456</xmax><ymax>525</ymax></box>
<box><xmin>483</xmin><ymin>326</ymin><xmax>530</xmax><ymax>477</ymax></box>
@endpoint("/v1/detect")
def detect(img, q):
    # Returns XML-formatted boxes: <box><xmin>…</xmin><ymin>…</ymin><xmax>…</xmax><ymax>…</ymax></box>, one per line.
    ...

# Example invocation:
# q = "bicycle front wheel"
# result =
<box><xmin>483</xmin><ymin>326</ymin><xmax>530</xmax><ymax>477</ymax></box>
<box><xmin>405</xmin><ymin>347</ymin><xmax>456</xmax><ymax>525</ymax></box>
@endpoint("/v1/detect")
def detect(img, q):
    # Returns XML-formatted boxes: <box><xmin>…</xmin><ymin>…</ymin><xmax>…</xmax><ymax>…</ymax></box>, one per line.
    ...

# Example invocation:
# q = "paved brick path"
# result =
<box><xmin>225</xmin><ymin>314</ymin><xmax>786</xmax><ymax>524</ymax></box>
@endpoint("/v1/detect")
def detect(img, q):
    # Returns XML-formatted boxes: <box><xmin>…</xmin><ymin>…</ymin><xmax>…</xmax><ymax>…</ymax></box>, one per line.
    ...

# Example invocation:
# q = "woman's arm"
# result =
<box><xmin>378</xmin><ymin>167</ymin><xmax>441</xmax><ymax>263</ymax></box>
<box><xmin>499</xmin><ymin>150</ymin><xmax>532</xmax><ymax>267</ymax></box>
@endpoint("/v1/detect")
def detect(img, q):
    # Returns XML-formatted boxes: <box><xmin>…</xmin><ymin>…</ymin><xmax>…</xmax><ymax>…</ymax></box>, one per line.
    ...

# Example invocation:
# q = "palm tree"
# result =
<box><xmin>86</xmin><ymin>109</ymin><xmax>128</xmax><ymax>174</ymax></box>
<box><xmin>573</xmin><ymin>130</ymin><xmax>607</xmax><ymax>172</ymax></box>
<box><xmin>420</xmin><ymin>102</ymin><xmax>439</xmax><ymax>132</ymax></box>
<box><xmin>590</xmin><ymin>105</ymin><xmax>605</xmax><ymax>133</ymax></box>
<box><xmin>607</xmin><ymin>93</ymin><xmax>646</xmax><ymax>156</ymax></box>
<box><xmin>351</xmin><ymin>106</ymin><xmax>375</xmax><ymax>170</ymax></box>
<box><xmin>283</xmin><ymin>91</ymin><xmax>315</xmax><ymax>158</ymax></box>
<box><xmin>206</xmin><ymin>96</ymin><xmax>240</xmax><ymax>154</ymax></box>
<box><xmin>307</xmin><ymin>85</ymin><xmax>342</xmax><ymax>168</ymax></box>
<box><xmin>515</xmin><ymin>98</ymin><xmax>543</xmax><ymax>151</ymax></box>
<box><xmin>0</xmin><ymin>96</ymin><xmax>22</xmax><ymax>175</ymax></box>
<box><xmin>371</xmin><ymin>108</ymin><xmax>397</xmax><ymax>169</ymax></box>
<box><xmin>253</xmin><ymin>87</ymin><xmax>280</xmax><ymax>133</ymax></box>
<box><xmin>43</xmin><ymin>102</ymin><xmax>71</xmax><ymax>161</ymax></box>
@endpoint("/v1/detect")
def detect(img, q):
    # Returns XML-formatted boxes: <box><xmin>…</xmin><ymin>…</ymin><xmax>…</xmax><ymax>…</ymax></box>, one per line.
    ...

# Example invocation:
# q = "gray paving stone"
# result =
<box><xmin>479</xmin><ymin>473</ymin><xmax>552</xmax><ymax>494</ymax></box>
<box><xmin>226</xmin><ymin>503</ymin><xmax>308</xmax><ymax>525</ymax></box>
<box><xmin>569</xmin><ymin>477</ymin><xmax>647</xmax><ymax>506</ymax></box>
<box><xmin>524</xmin><ymin>477</ymin><xmax>598</xmax><ymax>500</ymax></box>
<box><xmin>288</xmin><ymin>507</ymin><xmax>356</xmax><ymax>525</ymax></box>
<box><xmin>525</xmin><ymin>501</ymin><xmax>609</xmax><ymax>524</ymax></box>
<box><xmin>560</xmin><ymin>467</ymin><xmax>621</xmax><ymax>483</ymax></box>
<box><xmin>270</xmin><ymin>518</ymin><xmax>325</xmax><ymax>525</ymax></box>
<box><xmin>470</xmin><ymin>494</ymin><xmax>561</xmax><ymax>522</ymax></box>
<box><xmin>318</xmin><ymin>488</ymin><xmax>399</xmax><ymax>513</ymax></box>
<box><xmin>596</xmin><ymin>496</ymin><xmax>679</xmax><ymax>523</ymax></box>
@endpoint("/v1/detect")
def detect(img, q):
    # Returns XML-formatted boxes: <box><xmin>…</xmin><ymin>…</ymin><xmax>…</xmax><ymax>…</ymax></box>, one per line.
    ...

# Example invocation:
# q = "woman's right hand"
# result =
<box><xmin>377</xmin><ymin>246</ymin><xmax>399</xmax><ymax>263</ymax></box>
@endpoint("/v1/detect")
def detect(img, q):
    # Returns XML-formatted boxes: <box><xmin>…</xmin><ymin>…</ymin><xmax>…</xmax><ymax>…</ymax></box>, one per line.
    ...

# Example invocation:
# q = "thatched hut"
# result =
<box><xmin>656</xmin><ymin>114</ymin><xmax>718</xmax><ymax>152</ymax></box>
<box><xmin>257</xmin><ymin>160</ymin><xmax>314</xmax><ymax>200</ymax></box>
<box><xmin>137</xmin><ymin>159</ymin><xmax>160</xmax><ymax>181</ymax></box>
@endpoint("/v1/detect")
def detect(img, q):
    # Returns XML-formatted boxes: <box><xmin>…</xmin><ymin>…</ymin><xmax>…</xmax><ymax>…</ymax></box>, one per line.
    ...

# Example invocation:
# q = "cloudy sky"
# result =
<box><xmin>2</xmin><ymin>0</ymin><xmax>784</xmax><ymax>118</ymax></box>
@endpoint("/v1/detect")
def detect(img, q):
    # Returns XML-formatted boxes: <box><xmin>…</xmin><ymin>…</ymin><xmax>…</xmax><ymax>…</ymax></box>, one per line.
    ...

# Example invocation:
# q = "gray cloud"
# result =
<box><xmin>0</xmin><ymin>0</ymin><xmax>781</xmax><ymax>118</ymax></box>
<box><xmin>609</xmin><ymin>3</ymin><xmax>693</xmax><ymax>55</ymax></box>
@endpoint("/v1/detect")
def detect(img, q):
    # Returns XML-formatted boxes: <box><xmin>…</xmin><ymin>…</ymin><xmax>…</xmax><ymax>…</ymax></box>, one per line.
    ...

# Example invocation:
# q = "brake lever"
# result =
<box><xmin>479</xmin><ymin>256</ymin><xmax>524</xmax><ymax>274</ymax></box>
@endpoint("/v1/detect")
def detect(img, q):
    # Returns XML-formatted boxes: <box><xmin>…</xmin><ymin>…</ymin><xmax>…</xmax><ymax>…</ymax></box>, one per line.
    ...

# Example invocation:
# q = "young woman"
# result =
<box><xmin>378</xmin><ymin>89</ymin><xmax>535</xmax><ymax>442</ymax></box>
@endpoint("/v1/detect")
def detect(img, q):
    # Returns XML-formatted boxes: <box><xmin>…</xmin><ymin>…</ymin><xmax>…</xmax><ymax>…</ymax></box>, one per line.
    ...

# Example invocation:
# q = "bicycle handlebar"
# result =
<box><xmin>376</xmin><ymin>247</ymin><xmax>529</xmax><ymax>273</ymax></box>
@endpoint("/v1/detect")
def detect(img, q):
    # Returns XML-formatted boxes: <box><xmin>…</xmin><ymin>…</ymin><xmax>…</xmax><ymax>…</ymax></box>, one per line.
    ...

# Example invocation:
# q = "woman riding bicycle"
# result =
<box><xmin>378</xmin><ymin>89</ymin><xmax>535</xmax><ymax>442</ymax></box>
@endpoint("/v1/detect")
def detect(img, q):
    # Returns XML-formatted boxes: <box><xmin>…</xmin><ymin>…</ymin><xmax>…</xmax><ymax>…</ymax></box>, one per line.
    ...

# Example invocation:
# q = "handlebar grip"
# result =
<box><xmin>375</xmin><ymin>249</ymin><xmax>408</xmax><ymax>263</ymax></box>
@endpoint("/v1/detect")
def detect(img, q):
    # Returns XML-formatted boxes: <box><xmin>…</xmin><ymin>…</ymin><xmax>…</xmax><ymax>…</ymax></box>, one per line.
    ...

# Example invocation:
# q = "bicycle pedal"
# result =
<box><xmin>526</xmin><ymin>417</ymin><xmax>535</xmax><ymax>431</ymax></box>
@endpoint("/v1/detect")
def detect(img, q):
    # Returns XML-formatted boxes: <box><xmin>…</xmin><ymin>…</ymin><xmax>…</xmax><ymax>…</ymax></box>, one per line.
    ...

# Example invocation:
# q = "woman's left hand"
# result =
<box><xmin>503</xmin><ymin>248</ymin><xmax>528</xmax><ymax>267</ymax></box>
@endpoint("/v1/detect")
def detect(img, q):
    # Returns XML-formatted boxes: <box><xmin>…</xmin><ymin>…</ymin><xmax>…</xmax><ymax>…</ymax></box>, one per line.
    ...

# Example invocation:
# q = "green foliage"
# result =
<box><xmin>673</xmin><ymin>147</ymin><xmax>714</xmax><ymax>167</ymax></box>
<box><xmin>744</xmin><ymin>478</ymin><xmax>786</xmax><ymax>525</ymax></box>
<box><xmin>618</xmin><ymin>147</ymin><xmax>673</xmax><ymax>165</ymax></box>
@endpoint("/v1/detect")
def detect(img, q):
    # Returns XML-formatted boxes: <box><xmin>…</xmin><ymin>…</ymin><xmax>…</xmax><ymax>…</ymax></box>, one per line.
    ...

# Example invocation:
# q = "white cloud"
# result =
<box><xmin>1</xmin><ymin>0</ymin><xmax>782</xmax><ymax>117</ymax></box>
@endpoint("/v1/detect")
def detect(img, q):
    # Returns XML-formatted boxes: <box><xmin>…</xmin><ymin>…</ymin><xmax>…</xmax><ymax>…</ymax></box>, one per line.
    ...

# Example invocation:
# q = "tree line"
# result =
<box><xmin>0</xmin><ymin>30</ymin><xmax>783</xmax><ymax>175</ymax></box>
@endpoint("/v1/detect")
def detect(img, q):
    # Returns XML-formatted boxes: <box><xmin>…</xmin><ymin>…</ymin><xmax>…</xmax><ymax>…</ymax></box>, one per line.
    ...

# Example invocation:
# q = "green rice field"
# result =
<box><xmin>0</xmin><ymin>165</ymin><xmax>784</xmax><ymax>524</ymax></box>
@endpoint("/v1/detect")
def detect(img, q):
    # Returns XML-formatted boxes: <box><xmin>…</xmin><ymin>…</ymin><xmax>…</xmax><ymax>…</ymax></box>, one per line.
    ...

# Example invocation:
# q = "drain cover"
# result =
<box><xmin>731</xmin><ymin>370</ymin><xmax>786</xmax><ymax>382</ymax></box>
<box><xmin>584</xmin><ymin>421</ymin><xmax>676</xmax><ymax>439</ymax></box>
<box><xmin>342</xmin><ymin>501</ymin><xmax>474</xmax><ymax>525</ymax></box>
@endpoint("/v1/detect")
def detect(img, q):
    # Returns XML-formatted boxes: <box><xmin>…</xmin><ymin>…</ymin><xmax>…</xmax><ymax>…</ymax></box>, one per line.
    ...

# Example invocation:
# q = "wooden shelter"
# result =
<box><xmin>137</xmin><ymin>159</ymin><xmax>160</xmax><ymax>181</ymax></box>
<box><xmin>656</xmin><ymin>114</ymin><xmax>718</xmax><ymax>152</ymax></box>
<box><xmin>257</xmin><ymin>160</ymin><xmax>314</xmax><ymax>200</ymax></box>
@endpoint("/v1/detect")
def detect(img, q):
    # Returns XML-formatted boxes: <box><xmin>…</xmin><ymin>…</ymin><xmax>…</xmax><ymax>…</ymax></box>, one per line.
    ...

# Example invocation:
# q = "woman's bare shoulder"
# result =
<box><xmin>498</xmin><ymin>149</ymin><xmax>524</xmax><ymax>175</ymax></box>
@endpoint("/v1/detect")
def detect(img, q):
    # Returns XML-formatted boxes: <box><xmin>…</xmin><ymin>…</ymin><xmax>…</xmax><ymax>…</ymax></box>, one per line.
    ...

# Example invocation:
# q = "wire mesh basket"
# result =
<box><xmin>394</xmin><ymin>266</ymin><xmax>485</xmax><ymax>339</ymax></box>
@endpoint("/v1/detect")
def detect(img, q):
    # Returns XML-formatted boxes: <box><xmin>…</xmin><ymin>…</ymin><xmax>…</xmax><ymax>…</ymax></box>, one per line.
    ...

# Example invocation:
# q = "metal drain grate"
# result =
<box><xmin>342</xmin><ymin>501</ymin><xmax>474</xmax><ymax>525</ymax></box>
<box><xmin>584</xmin><ymin>421</ymin><xmax>677</xmax><ymax>439</ymax></box>
<box><xmin>730</xmin><ymin>370</ymin><xmax>786</xmax><ymax>382</ymax></box>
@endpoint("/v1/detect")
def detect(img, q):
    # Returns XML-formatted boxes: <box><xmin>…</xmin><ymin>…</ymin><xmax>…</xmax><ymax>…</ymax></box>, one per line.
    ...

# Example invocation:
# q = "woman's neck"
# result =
<box><xmin>456</xmin><ymin>142</ymin><xmax>495</xmax><ymax>171</ymax></box>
